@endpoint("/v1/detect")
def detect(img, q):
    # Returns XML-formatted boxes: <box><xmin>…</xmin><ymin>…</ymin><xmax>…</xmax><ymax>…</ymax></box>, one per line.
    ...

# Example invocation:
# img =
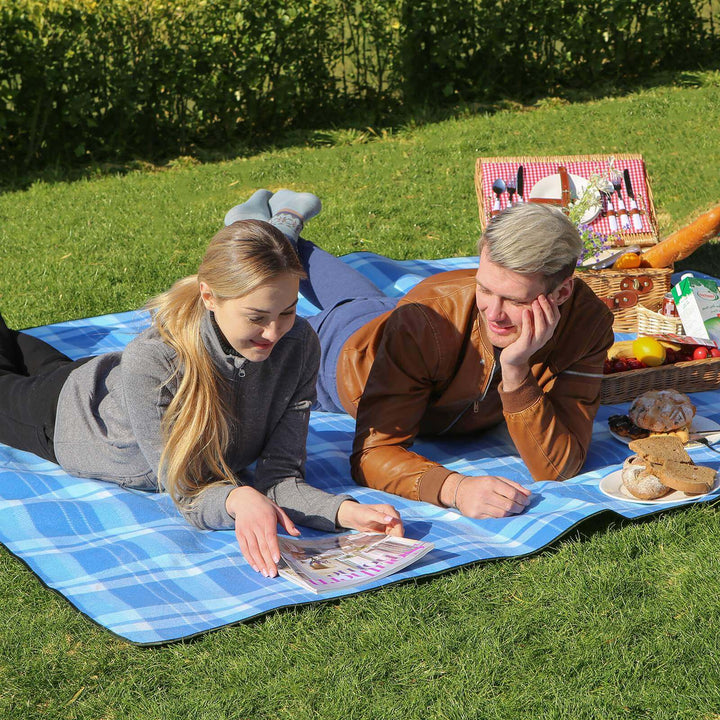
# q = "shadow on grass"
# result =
<box><xmin>2</xmin><ymin>68</ymin><xmax>719</xmax><ymax>195</ymax></box>
<box><xmin>676</xmin><ymin>241</ymin><xmax>720</xmax><ymax>278</ymax></box>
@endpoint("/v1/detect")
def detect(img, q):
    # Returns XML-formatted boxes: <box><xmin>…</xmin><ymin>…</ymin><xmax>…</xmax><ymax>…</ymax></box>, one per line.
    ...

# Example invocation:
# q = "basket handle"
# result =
<box><xmin>528</xmin><ymin>166</ymin><xmax>572</xmax><ymax>213</ymax></box>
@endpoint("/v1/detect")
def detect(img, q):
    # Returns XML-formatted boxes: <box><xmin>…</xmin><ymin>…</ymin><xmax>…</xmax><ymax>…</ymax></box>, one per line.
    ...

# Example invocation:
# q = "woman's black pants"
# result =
<box><xmin>0</xmin><ymin>313</ymin><xmax>90</xmax><ymax>463</ymax></box>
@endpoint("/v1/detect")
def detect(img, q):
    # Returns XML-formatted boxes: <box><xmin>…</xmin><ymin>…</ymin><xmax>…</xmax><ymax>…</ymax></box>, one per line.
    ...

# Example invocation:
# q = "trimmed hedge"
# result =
<box><xmin>1</xmin><ymin>0</ymin><xmax>717</xmax><ymax>173</ymax></box>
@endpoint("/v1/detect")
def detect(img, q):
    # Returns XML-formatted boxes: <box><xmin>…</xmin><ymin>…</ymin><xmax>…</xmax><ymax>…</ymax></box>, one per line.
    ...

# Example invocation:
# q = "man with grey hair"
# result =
<box><xmin>225</xmin><ymin>193</ymin><xmax>615</xmax><ymax>519</ymax></box>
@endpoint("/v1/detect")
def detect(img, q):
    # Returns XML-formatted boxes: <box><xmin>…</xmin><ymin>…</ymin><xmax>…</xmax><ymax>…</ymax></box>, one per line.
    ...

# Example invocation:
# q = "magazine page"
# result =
<box><xmin>277</xmin><ymin>533</ymin><xmax>434</xmax><ymax>594</ymax></box>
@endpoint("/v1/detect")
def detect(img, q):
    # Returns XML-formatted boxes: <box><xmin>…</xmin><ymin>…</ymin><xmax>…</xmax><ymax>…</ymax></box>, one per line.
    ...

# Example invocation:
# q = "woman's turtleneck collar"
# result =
<box><xmin>199</xmin><ymin>311</ymin><xmax>248</xmax><ymax>377</ymax></box>
<box><xmin>209</xmin><ymin>311</ymin><xmax>242</xmax><ymax>358</ymax></box>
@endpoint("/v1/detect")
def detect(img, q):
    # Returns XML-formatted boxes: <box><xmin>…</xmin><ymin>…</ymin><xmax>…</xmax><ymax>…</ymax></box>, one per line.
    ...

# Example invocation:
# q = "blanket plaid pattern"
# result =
<box><xmin>1</xmin><ymin>254</ymin><xmax>718</xmax><ymax>645</ymax></box>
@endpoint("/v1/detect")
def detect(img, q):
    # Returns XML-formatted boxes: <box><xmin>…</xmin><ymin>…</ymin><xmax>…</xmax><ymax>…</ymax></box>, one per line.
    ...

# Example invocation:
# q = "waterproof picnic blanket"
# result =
<box><xmin>1</xmin><ymin>254</ymin><xmax>719</xmax><ymax>645</ymax></box>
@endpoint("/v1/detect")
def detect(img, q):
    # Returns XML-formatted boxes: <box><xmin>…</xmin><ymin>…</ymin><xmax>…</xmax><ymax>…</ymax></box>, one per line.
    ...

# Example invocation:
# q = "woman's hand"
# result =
<box><xmin>225</xmin><ymin>486</ymin><xmax>300</xmax><ymax>578</ymax></box>
<box><xmin>336</xmin><ymin>501</ymin><xmax>404</xmax><ymax>537</ymax></box>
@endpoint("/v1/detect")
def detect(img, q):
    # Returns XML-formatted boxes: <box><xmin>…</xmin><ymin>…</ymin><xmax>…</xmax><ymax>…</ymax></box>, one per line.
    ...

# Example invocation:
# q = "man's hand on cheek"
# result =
<box><xmin>500</xmin><ymin>294</ymin><xmax>561</xmax><ymax>390</ymax></box>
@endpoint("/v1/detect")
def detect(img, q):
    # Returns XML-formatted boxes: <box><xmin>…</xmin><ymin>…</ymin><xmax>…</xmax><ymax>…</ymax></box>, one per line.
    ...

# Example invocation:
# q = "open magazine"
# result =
<box><xmin>277</xmin><ymin>532</ymin><xmax>434</xmax><ymax>594</ymax></box>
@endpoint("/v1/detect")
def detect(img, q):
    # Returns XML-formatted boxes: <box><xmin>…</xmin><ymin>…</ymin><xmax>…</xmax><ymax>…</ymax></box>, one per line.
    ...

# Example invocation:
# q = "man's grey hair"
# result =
<box><xmin>477</xmin><ymin>203</ymin><xmax>582</xmax><ymax>287</ymax></box>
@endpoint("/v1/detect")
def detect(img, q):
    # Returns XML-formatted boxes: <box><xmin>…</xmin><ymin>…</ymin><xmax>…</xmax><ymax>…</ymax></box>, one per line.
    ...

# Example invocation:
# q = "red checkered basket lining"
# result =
<box><xmin>475</xmin><ymin>154</ymin><xmax>659</xmax><ymax>246</ymax></box>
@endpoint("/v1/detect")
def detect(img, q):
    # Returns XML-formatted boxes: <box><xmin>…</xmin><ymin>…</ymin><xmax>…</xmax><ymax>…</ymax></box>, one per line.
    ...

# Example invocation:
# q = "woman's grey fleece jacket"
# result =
<box><xmin>53</xmin><ymin>312</ymin><xmax>351</xmax><ymax>532</ymax></box>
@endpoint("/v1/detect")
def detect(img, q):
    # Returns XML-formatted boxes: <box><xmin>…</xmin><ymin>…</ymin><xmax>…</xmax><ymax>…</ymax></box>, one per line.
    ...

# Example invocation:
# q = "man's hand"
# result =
<box><xmin>226</xmin><ymin>486</ymin><xmax>301</xmax><ymax>578</ymax></box>
<box><xmin>440</xmin><ymin>473</ymin><xmax>531</xmax><ymax>519</ymax></box>
<box><xmin>337</xmin><ymin>501</ymin><xmax>404</xmax><ymax>537</ymax></box>
<box><xmin>500</xmin><ymin>293</ymin><xmax>561</xmax><ymax>391</ymax></box>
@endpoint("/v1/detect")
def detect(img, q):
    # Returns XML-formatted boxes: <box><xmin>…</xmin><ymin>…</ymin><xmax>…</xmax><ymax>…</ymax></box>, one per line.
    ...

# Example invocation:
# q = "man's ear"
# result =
<box><xmin>553</xmin><ymin>276</ymin><xmax>574</xmax><ymax>306</ymax></box>
<box><xmin>199</xmin><ymin>281</ymin><xmax>216</xmax><ymax>311</ymax></box>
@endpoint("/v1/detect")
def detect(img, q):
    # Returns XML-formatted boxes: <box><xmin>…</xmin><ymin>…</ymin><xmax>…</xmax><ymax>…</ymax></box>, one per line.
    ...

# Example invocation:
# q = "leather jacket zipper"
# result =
<box><xmin>439</xmin><ymin>357</ymin><xmax>497</xmax><ymax>435</ymax></box>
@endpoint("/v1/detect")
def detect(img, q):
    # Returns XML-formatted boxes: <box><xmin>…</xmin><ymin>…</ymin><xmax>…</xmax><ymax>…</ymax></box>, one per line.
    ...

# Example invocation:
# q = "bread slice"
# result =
<box><xmin>655</xmin><ymin>460</ymin><xmax>717</xmax><ymax>494</ymax></box>
<box><xmin>628</xmin><ymin>435</ymin><xmax>692</xmax><ymax>465</ymax></box>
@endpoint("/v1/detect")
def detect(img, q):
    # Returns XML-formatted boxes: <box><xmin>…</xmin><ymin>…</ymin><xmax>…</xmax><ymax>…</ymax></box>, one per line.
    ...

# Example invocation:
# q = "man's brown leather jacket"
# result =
<box><xmin>335</xmin><ymin>269</ymin><xmax>615</xmax><ymax>506</ymax></box>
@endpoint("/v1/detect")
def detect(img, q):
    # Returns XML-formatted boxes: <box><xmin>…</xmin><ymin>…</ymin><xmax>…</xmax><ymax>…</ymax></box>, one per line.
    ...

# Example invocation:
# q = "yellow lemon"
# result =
<box><xmin>632</xmin><ymin>336</ymin><xmax>666</xmax><ymax>366</ymax></box>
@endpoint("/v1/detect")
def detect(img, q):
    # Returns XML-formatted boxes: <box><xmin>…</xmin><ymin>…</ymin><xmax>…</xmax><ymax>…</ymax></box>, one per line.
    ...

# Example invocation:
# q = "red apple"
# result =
<box><xmin>693</xmin><ymin>346</ymin><xmax>710</xmax><ymax>360</ymax></box>
<box><xmin>710</xmin><ymin>348</ymin><xmax>720</xmax><ymax>358</ymax></box>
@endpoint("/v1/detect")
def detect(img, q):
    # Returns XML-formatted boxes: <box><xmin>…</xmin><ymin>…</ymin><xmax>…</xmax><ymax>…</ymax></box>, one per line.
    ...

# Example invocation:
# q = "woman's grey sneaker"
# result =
<box><xmin>224</xmin><ymin>189</ymin><xmax>273</xmax><ymax>226</ymax></box>
<box><xmin>269</xmin><ymin>189</ymin><xmax>322</xmax><ymax>243</ymax></box>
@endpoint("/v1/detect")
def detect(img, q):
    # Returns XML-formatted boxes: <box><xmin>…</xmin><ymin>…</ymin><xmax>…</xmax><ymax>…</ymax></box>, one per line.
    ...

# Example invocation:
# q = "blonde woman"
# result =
<box><xmin>0</xmin><ymin>220</ymin><xmax>402</xmax><ymax>578</ymax></box>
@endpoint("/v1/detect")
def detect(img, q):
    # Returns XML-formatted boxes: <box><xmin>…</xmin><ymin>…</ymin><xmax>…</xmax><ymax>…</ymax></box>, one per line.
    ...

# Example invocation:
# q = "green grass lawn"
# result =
<box><xmin>1</xmin><ymin>72</ymin><xmax>720</xmax><ymax>720</ymax></box>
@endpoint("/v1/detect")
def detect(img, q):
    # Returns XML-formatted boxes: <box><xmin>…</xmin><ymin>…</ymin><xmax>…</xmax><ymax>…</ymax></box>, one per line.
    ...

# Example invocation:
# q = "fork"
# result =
<box><xmin>692</xmin><ymin>437</ymin><xmax>720</xmax><ymax>455</ymax></box>
<box><xmin>601</xmin><ymin>183</ymin><xmax>618</xmax><ymax>232</ymax></box>
<box><xmin>610</xmin><ymin>170</ymin><xmax>631</xmax><ymax>230</ymax></box>
<box><xmin>506</xmin><ymin>176</ymin><xmax>516</xmax><ymax>204</ymax></box>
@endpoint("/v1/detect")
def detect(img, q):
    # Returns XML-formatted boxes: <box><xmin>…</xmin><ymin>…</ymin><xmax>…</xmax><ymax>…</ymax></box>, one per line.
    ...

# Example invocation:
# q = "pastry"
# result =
<box><xmin>628</xmin><ymin>390</ymin><xmax>696</xmax><ymax>434</ymax></box>
<box><xmin>608</xmin><ymin>414</ymin><xmax>649</xmax><ymax>440</ymax></box>
<box><xmin>621</xmin><ymin>456</ymin><xmax>670</xmax><ymax>500</ymax></box>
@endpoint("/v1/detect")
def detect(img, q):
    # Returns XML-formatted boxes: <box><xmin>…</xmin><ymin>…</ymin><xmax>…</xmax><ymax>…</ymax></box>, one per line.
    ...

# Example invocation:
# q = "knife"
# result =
<box><xmin>689</xmin><ymin>430</ymin><xmax>720</xmax><ymax>439</ymax></box>
<box><xmin>581</xmin><ymin>244</ymin><xmax>641</xmax><ymax>270</ymax></box>
<box><xmin>623</xmin><ymin>168</ymin><xmax>643</xmax><ymax>231</ymax></box>
<box><xmin>516</xmin><ymin>165</ymin><xmax>524</xmax><ymax>202</ymax></box>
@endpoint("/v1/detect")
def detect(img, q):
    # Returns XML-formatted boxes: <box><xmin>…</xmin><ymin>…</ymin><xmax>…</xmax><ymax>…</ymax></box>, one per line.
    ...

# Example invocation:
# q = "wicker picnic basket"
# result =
<box><xmin>577</xmin><ymin>266</ymin><xmax>672</xmax><ymax>333</ymax></box>
<box><xmin>600</xmin><ymin>355</ymin><xmax>720</xmax><ymax>404</ymax></box>
<box><xmin>474</xmin><ymin>153</ymin><xmax>659</xmax><ymax>242</ymax></box>
<box><xmin>475</xmin><ymin>153</ymin><xmax>665</xmax><ymax>332</ymax></box>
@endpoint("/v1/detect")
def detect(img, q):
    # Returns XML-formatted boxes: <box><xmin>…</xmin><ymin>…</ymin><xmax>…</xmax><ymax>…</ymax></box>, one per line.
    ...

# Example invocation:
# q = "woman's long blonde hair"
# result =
<box><xmin>145</xmin><ymin>220</ymin><xmax>306</xmax><ymax>508</ymax></box>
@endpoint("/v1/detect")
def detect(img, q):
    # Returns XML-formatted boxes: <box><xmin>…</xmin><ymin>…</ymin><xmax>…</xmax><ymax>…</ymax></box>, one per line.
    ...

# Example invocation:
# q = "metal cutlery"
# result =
<box><xmin>689</xmin><ymin>429</ymin><xmax>720</xmax><ymax>439</ymax></box>
<box><xmin>582</xmin><ymin>244</ymin><xmax>641</xmax><ymax>270</ymax></box>
<box><xmin>506</xmin><ymin>175</ymin><xmax>516</xmax><ymax>204</ymax></box>
<box><xmin>516</xmin><ymin>165</ymin><xmax>524</xmax><ymax>202</ymax></box>
<box><xmin>491</xmin><ymin>178</ymin><xmax>506</xmax><ymax>215</ymax></box>
<box><xmin>623</xmin><ymin>168</ymin><xmax>644</xmax><ymax>231</ymax></box>
<box><xmin>600</xmin><ymin>181</ymin><xmax>619</xmax><ymax>233</ymax></box>
<box><xmin>691</xmin><ymin>437</ymin><xmax>720</xmax><ymax>454</ymax></box>
<box><xmin>610</xmin><ymin>170</ymin><xmax>631</xmax><ymax>230</ymax></box>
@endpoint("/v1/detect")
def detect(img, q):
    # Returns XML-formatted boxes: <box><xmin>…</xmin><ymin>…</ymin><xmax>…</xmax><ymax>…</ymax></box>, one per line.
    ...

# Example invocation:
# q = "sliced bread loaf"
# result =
<box><xmin>656</xmin><ymin>460</ymin><xmax>717</xmax><ymax>494</ymax></box>
<box><xmin>628</xmin><ymin>435</ymin><xmax>692</xmax><ymax>465</ymax></box>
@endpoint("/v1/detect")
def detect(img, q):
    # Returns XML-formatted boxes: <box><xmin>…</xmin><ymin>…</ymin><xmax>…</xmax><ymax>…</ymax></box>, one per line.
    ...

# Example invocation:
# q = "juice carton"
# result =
<box><xmin>671</xmin><ymin>276</ymin><xmax>720</xmax><ymax>345</ymax></box>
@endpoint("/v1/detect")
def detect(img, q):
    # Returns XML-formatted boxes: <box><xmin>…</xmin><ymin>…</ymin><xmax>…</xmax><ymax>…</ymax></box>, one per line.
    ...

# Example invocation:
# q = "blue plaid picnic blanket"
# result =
<box><xmin>1</xmin><ymin>254</ymin><xmax>718</xmax><ymax>645</ymax></box>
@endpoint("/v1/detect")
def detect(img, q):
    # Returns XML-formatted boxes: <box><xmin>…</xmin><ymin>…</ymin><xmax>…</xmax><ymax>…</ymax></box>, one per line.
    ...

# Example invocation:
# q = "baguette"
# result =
<box><xmin>640</xmin><ymin>203</ymin><xmax>720</xmax><ymax>268</ymax></box>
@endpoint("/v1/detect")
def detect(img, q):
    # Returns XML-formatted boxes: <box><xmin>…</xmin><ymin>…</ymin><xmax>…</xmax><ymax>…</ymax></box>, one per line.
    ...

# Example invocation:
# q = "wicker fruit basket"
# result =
<box><xmin>600</xmin><ymin>356</ymin><xmax>720</xmax><ymax>405</ymax></box>
<box><xmin>577</xmin><ymin>266</ymin><xmax>672</xmax><ymax>333</ymax></box>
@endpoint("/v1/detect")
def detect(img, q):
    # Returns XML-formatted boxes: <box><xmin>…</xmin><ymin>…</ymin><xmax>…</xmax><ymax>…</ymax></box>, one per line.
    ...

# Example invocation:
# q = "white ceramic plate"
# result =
<box><xmin>529</xmin><ymin>173</ymin><xmax>601</xmax><ymax>224</ymax></box>
<box><xmin>599</xmin><ymin>468</ymin><xmax>720</xmax><ymax>505</ymax></box>
<box><xmin>608</xmin><ymin>414</ymin><xmax>720</xmax><ymax>449</ymax></box>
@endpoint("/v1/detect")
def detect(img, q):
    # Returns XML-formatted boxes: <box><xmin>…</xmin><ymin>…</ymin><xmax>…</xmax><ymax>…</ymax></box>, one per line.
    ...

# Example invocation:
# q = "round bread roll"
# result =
<box><xmin>621</xmin><ymin>456</ymin><xmax>671</xmax><ymax>500</ymax></box>
<box><xmin>628</xmin><ymin>389</ymin><xmax>696</xmax><ymax>433</ymax></box>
